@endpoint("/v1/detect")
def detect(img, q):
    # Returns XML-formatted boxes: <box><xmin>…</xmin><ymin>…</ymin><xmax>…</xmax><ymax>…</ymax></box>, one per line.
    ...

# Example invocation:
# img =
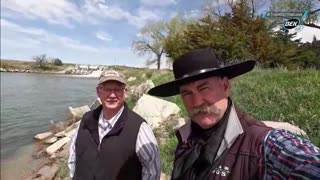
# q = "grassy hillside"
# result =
<box><xmin>231</xmin><ymin>68</ymin><xmax>320</xmax><ymax>145</ymax></box>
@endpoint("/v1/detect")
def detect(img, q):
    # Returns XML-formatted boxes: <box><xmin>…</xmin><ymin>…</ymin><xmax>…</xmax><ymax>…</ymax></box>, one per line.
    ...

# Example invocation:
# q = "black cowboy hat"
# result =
<box><xmin>148</xmin><ymin>48</ymin><xmax>256</xmax><ymax>97</ymax></box>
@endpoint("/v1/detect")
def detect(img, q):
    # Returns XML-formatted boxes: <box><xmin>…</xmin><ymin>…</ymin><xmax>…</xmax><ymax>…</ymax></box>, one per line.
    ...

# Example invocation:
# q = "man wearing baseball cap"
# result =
<box><xmin>148</xmin><ymin>48</ymin><xmax>320</xmax><ymax>179</ymax></box>
<box><xmin>68</xmin><ymin>70</ymin><xmax>160</xmax><ymax>180</ymax></box>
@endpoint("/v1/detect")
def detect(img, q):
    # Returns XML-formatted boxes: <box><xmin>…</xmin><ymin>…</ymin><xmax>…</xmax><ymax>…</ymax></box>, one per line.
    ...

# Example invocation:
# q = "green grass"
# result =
<box><xmin>0</xmin><ymin>59</ymin><xmax>66</xmax><ymax>71</ymax></box>
<box><xmin>55</xmin><ymin>159</ymin><xmax>69</xmax><ymax>179</ymax></box>
<box><xmin>159</xmin><ymin>136</ymin><xmax>178</xmax><ymax>175</ymax></box>
<box><xmin>231</xmin><ymin>68</ymin><xmax>320</xmax><ymax>145</ymax></box>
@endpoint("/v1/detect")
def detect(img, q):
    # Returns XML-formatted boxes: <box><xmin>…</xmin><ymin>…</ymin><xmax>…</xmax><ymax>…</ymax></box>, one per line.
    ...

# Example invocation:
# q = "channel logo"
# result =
<box><xmin>283</xmin><ymin>18</ymin><xmax>300</xmax><ymax>30</ymax></box>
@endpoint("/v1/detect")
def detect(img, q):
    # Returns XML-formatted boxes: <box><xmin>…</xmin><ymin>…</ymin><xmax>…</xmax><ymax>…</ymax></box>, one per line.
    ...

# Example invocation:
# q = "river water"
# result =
<box><xmin>0</xmin><ymin>72</ymin><xmax>98</xmax><ymax>179</ymax></box>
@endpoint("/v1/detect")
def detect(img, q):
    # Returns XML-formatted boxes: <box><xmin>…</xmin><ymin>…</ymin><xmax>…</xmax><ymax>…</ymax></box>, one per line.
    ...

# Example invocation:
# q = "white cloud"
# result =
<box><xmin>1</xmin><ymin>19</ymin><xmax>99</xmax><ymax>53</ymax></box>
<box><xmin>184</xmin><ymin>10</ymin><xmax>202</xmax><ymax>19</ymax></box>
<box><xmin>82</xmin><ymin>0</ymin><xmax>129</xmax><ymax>20</ymax></box>
<box><xmin>96</xmin><ymin>31</ymin><xmax>112</xmax><ymax>41</ymax></box>
<box><xmin>81</xmin><ymin>0</ymin><xmax>163</xmax><ymax>28</ymax></box>
<box><xmin>141</xmin><ymin>0</ymin><xmax>178</xmax><ymax>7</ymax></box>
<box><xmin>2</xmin><ymin>0</ymin><xmax>83</xmax><ymax>28</ymax></box>
<box><xmin>127</xmin><ymin>8</ymin><xmax>163</xmax><ymax>28</ymax></box>
<box><xmin>1</xmin><ymin>0</ymin><xmax>164</xmax><ymax>29</ymax></box>
<box><xmin>1</xmin><ymin>19</ymin><xmax>146</xmax><ymax>67</ymax></box>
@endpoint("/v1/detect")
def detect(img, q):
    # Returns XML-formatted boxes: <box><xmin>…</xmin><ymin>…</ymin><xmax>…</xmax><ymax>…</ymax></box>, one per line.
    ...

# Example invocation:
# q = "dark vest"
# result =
<box><xmin>74</xmin><ymin>104</ymin><xmax>144</xmax><ymax>180</ymax></box>
<box><xmin>174</xmin><ymin>111</ymin><xmax>272</xmax><ymax>180</ymax></box>
<box><xmin>207</xmin><ymin>111</ymin><xmax>272</xmax><ymax>180</ymax></box>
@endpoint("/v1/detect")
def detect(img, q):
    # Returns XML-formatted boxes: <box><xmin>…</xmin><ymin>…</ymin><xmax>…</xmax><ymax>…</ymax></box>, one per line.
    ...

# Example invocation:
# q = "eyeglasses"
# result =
<box><xmin>98</xmin><ymin>86</ymin><xmax>125</xmax><ymax>95</ymax></box>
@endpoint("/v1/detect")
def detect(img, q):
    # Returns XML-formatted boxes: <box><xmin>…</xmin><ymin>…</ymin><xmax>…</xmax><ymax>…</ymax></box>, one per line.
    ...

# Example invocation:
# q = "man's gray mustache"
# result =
<box><xmin>189</xmin><ymin>104</ymin><xmax>221</xmax><ymax>117</ymax></box>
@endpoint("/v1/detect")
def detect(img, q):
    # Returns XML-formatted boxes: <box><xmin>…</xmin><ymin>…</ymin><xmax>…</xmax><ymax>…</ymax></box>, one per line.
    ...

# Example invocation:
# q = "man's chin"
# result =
<box><xmin>103</xmin><ymin>102</ymin><xmax>119</xmax><ymax>108</ymax></box>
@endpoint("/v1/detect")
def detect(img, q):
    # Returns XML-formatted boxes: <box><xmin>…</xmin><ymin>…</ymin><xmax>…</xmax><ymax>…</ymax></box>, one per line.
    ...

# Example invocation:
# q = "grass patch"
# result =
<box><xmin>55</xmin><ymin>159</ymin><xmax>69</xmax><ymax>179</ymax></box>
<box><xmin>231</xmin><ymin>68</ymin><xmax>320</xmax><ymax>145</ymax></box>
<box><xmin>1</xmin><ymin>59</ymin><xmax>65</xmax><ymax>71</ymax></box>
<box><xmin>159</xmin><ymin>135</ymin><xmax>178</xmax><ymax>175</ymax></box>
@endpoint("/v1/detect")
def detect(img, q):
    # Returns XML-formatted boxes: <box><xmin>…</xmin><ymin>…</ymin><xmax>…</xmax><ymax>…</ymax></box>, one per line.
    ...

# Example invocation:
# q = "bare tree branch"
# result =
<box><xmin>302</xmin><ymin>22</ymin><xmax>320</xmax><ymax>29</ymax></box>
<box><xmin>309</xmin><ymin>8</ymin><xmax>320</xmax><ymax>15</ymax></box>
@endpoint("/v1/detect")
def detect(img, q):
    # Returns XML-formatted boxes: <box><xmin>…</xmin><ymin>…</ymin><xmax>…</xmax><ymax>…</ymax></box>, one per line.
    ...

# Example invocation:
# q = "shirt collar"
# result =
<box><xmin>98</xmin><ymin>105</ymin><xmax>125</xmax><ymax>128</ymax></box>
<box><xmin>223</xmin><ymin>104</ymin><xmax>244</xmax><ymax>148</ymax></box>
<box><xmin>177</xmin><ymin>102</ymin><xmax>244</xmax><ymax>146</ymax></box>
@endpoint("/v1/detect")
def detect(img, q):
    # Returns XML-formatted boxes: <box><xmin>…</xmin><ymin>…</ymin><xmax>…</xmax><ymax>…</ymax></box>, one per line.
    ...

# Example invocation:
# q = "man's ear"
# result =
<box><xmin>96</xmin><ymin>86</ymin><xmax>100</xmax><ymax>96</ymax></box>
<box><xmin>222</xmin><ymin>77</ymin><xmax>230</xmax><ymax>95</ymax></box>
<box><xmin>124</xmin><ymin>87</ymin><xmax>128</xmax><ymax>98</ymax></box>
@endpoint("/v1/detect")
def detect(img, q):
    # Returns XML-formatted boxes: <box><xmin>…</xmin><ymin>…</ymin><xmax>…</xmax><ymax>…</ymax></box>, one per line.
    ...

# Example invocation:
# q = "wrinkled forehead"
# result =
<box><xmin>179</xmin><ymin>76</ymin><xmax>222</xmax><ymax>91</ymax></box>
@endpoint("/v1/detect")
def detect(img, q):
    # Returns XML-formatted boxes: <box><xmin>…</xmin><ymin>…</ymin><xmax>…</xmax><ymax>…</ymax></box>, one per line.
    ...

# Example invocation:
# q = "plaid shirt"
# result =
<box><xmin>68</xmin><ymin>106</ymin><xmax>161</xmax><ymax>180</ymax></box>
<box><xmin>260</xmin><ymin>129</ymin><xmax>320</xmax><ymax>179</ymax></box>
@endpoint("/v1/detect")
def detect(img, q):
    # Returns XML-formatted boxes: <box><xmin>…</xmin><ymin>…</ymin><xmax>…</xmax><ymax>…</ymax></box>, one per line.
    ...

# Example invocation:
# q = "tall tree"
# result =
<box><xmin>163</xmin><ymin>14</ymin><xmax>194</xmax><ymax>64</ymax></box>
<box><xmin>204</xmin><ymin>0</ymin><xmax>269</xmax><ymax>18</ymax></box>
<box><xmin>132</xmin><ymin>21</ymin><xmax>166</xmax><ymax>70</ymax></box>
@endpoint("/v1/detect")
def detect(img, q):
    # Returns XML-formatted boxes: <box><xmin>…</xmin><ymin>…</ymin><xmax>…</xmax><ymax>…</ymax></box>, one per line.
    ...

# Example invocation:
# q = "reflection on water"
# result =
<box><xmin>1</xmin><ymin>72</ymin><xmax>98</xmax><ymax>178</ymax></box>
<box><xmin>0</xmin><ymin>144</ymin><xmax>44</xmax><ymax>180</ymax></box>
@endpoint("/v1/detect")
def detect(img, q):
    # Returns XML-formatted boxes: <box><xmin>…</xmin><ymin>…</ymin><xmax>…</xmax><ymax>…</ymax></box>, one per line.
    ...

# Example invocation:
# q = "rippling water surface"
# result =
<box><xmin>1</xmin><ymin>72</ymin><xmax>98</xmax><ymax>160</ymax></box>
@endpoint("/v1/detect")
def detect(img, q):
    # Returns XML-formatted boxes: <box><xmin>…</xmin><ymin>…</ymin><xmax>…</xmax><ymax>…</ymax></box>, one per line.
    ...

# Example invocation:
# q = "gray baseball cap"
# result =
<box><xmin>98</xmin><ymin>70</ymin><xmax>126</xmax><ymax>85</ymax></box>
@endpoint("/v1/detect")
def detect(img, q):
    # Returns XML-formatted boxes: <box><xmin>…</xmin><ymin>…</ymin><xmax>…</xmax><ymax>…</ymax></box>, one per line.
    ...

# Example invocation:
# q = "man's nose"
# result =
<box><xmin>108</xmin><ymin>91</ymin><xmax>117</xmax><ymax>97</ymax></box>
<box><xmin>191</xmin><ymin>91</ymin><xmax>204</xmax><ymax>107</ymax></box>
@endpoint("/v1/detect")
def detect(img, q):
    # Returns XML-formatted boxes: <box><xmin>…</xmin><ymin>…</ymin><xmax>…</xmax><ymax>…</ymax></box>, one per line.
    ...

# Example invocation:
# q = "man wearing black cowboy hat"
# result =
<box><xmin>148</xmin><ymin>48</ymin><xmax>320</xmax><ymax>180</ymax></box>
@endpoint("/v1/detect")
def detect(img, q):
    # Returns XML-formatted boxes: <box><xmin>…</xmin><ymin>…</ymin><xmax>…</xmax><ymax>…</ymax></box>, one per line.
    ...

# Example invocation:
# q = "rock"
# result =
<box><xmin>44</xmin><ymin>136</ymin><xmax>58</xmax><ymax>144</ymax></box>
<box><xmin>129</xmin><ymin>79</ymin><xmax>155</xmax><ymax>100</ymax></box>
<box><xmin>56</xmin><ymin>140</ymin><xmax>71</xmax><ymax>158</ymax></box>
<box><xmin>32</xmin><ymin>150</ymin><xmax>46</xmax><ymax>160</ymax></box>
<box><xmin>46</xmin><ymin>137</ymin><xmax>71</xmax><ymax>155</ymax></box>
<box><xmin>174</xmin><ymin>118</ymin><xmax>186</xmax><ymax>129</ymax></box>
<box><xmin>54</xmin><ymin>130</ymin><xmax>66</xmax><ymax>138</ymax></box>
<box><xmin>49</xmin><ymin>120</ymin><xmax>67</xmax><ymax>132</ymax></box>
<box><xmin>65</xmin><ymin>121</ymin><xmax>80</xmax><ymax>132</ymax></box>
<box><xmin>64</xmin><ymin>128</ymin><xmax>77</xmax><ymax>138</ymax></box>
<box><xmin>54</xmin><ymin>121</ymin><xmax>79</xmax><ymax>138</ymax></box>
<box><xmin>262</xmin><ymin>121</ymin><xmax>307</xmax><ymax>136</ymax></box>
<box><xmin>160</xmin><ymin>173</ymin><xmax>169</xmax><ymax>180</ymax></box>
<box><xmin>34</xmin><ymin>132</ymin><xmax>53</xmax><ymax>140</ymax></box>
<box><xmin>90</xmin><ymin>98</ymin><xmax>101</xmax><ymax>110</ymax></box>
<box><xmin>133</xmin><ymin>94</ymin><xmax>180</xmax><ymax>129</ymax></box>
<box><xmin>68</xmin><ymin>105</ymin><xmax>90</xmax><ymax>119</ymax></box>
<box><xmin>35</xmin><ymin>164</ymin><xmax>59</xmax><ymax>179</ymax></box>
<box><xmin>49</xmin><ymin>153</ymin><xmax>57</xmax><ymax>160</ymax></box>
<box><xmin>127</xmin><ymin>76</ymin><xmax>137</xmax><ymax>82</ymax></box>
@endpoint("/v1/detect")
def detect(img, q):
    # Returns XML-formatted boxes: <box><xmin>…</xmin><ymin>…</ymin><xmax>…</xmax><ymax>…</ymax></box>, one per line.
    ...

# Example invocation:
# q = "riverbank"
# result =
<box><xmin>0</xmin><ymin>59</ymin><xmax>102</xmax><ymax>76</ymax></box>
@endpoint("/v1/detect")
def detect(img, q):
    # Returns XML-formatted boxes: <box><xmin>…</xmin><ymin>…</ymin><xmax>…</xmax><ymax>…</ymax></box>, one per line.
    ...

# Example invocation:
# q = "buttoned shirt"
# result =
<box><xmin>68</xmin><ymin>106</ymin><xmax>161</xmax><ymax>180</ymax></box>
